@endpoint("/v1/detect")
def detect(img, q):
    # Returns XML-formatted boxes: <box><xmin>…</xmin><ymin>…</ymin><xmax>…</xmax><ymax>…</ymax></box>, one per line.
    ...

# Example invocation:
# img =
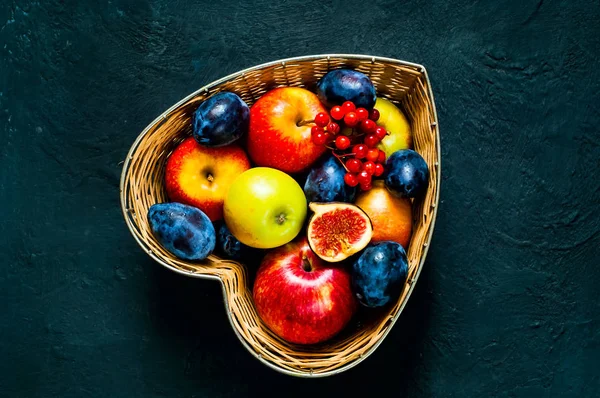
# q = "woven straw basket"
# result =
<box><xmin>120</xmin><ymin>54</ymin><xmax>440</xmax><ymax>377</ymax></box>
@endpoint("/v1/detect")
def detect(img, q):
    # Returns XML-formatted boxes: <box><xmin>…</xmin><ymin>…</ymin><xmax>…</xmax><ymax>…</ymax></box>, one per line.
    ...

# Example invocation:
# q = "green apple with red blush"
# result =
<box><xmin>165</xmin><ymin>137</ymin><xmax>250</xmax><ymax>221</ymax></box>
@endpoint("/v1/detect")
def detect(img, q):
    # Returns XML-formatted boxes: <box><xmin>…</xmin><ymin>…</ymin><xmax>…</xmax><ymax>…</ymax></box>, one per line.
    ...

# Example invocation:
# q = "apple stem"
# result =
<box><xmin>297</xmin><ymin>119</ymin><xmax>315</xmax><ymax>127</ymax></box>
<box><xmin>301</xmin><ymin>256</ymin><xmax>312</xmax><ymax>272</ymax></box>
<box><xmin>276</xmin><ymin>213</ymin><xmax>286</xmax><ymax>225</ymax></box>
<box><xmin>207</xmin><ymin>174</ymin><xmax>214</xmax><ymax>183</ymax></box>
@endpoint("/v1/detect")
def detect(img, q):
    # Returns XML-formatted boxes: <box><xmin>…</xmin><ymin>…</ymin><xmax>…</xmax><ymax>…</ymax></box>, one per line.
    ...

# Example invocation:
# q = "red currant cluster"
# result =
<box><xmin>311</xmin><ymin>101</ymin><xmax>387</xmax><ymax>191</ymax></box>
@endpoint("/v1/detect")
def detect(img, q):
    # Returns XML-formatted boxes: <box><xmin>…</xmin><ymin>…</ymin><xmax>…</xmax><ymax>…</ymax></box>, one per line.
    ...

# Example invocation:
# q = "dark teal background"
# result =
<box><xmin>1</xmin><ymin>0</ymin><xmax>599</xmax><ymax>396</ymax></box>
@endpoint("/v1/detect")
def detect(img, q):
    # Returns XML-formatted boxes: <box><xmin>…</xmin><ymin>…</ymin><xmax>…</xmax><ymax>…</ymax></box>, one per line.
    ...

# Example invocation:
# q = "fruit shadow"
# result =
<box><xmin>141</xmin><ymin>258</ymin><xmax>252</xmax><ymax>381</ymax></box>
<box><xmin>249</xmin><ymin>259</ymin><xmax>435</xmax><ymax>396</ymax></box>
<box><xmin>144</xmin><ymin>258</ymin><xmax>229</xmax><ymax>337</ymax></box>
<box><xmin>142</xmin><ymin>254</ymin><xmax>434</xmax><ymax>395</ymax></box>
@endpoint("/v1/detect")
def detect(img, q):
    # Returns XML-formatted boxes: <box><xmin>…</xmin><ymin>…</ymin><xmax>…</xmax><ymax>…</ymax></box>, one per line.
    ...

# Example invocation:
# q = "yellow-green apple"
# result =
<box><xmin>247</xmin><ymin>87</ymin><xmax>328</xmax><ymax>173</ymax></box>
<box><xmin>165</xmin><ymin>137</ymin><xmax>250</xmax><ymax>221</ymax></box>
<box><xmin>253</xmin><ymin>237</ymin><xmax>357</xmax><ymax>345</ymax></box>
<box><xmin>354</xmin><ymin>180</ymin><xmax>412</xmax><ymax>250</ymax></box>
<box><xmin>223</xmin><ymin>167</ymin><xmax>307</xmax><ymax>249</ymax></box>
<box><xmin>374</xmin><ymin>98</ymin><xmax>413</xmax><ymax>158</ymax></box>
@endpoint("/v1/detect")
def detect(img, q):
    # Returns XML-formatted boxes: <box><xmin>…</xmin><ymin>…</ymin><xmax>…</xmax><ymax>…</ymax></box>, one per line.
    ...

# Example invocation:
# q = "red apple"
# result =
<box><xmin>247</xmin><ymin>87</ymin><xmax>328</xmax><ymax>173</ymax></box>
<box><xmin>253</xmin><ymin>237</ymin><xmax>357</xmax><ymax>345</ymax></box>
<box><xmin>165</xmin><ymin>137</ymin><xmax>250</xmax><ymax>221</ymax></box>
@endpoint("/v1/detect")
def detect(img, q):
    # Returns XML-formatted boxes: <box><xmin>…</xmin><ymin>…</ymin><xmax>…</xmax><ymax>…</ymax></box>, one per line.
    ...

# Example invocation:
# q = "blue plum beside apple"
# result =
<box><xmin>193</xmin><ymin>92</ymin><xmax>249</xmax><ymax>147</ymax></box>
<box><xmin>316</xmin><ymin>69</ymin><xmax>376</xmax><ymax>109</ymax></box>
<box><xmin>384</xmin><ymin>149</ymin><xmax>429</xmax><ymax>198</ymax></box>
<box><xmin>215</xmin><ymin>221</ymin><xmax>251</xmax><ymax>260</ymax></box>
<box><xmin>147</xmin><ymin>202</ymin><xmax>216</xmax><ymax>261</ymax></box>
<box><xmin>304</xmin><ymin>155</ymin><xmax>357</xmax><ymax>203</ymax></box>
<box><xmin>352</xmin><ymin>241</ymin><xmax>409</xmax><ymax>308</ymax></box>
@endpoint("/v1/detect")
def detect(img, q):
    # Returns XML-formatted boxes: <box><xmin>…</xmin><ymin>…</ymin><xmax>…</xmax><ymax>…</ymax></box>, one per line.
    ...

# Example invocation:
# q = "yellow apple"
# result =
<box><xmin>223</xmin><ymin>167</ymin><xmax>307</xmax><ymax>249</ymax></box>
<box><xmin>374</xmin><ymin>98</ymin><xmax>412</xmax><ymax>158</ymax></box>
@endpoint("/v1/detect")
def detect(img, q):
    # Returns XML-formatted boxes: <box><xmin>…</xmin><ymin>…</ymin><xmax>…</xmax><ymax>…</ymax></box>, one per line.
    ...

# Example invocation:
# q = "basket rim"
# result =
<box><xmin>119</xmin><ymin>53</ymin><xmax>442</xmax><ymax>378</ymax></box>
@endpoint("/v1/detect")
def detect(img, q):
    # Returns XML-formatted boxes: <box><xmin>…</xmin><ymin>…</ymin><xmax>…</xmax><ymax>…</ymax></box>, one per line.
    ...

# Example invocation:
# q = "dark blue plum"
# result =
<box><xmin>192</xmin><ymin>92</ymin><xmax>249</xmax><ymax>147</ymax></box>
<box><xmin>384</xmin><ymin>149</ymin><xmax>429</xmax><ymax>198</ymax></box>
<box><xmin>316</xmin><ymin>69</ymin><xmax>377</xmax><ymax>109</ymax></box>
<box><xmin>147</xmin><ymin>202</ymin><xmax>216</xmax><ymax>261</ymax></box>
<box><xmin>303</xmin><ymin>155</ymin><xmax>357</xmax><ymax>203</ymax></box>
<box><xmin>352</xmin><ymin>241</ymin><xmax>409</xmax><ymax>308</ymax></box>
<box><xmin>215</xmin><ymin>221</ymin><xmax>250</xmax><ymax>260</ymax></box>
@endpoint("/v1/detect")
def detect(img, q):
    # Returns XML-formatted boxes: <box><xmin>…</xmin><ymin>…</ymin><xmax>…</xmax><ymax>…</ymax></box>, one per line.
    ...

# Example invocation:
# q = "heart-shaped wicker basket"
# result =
<box><xmin>120</xmin><ymin>54</ymin><xmax>440</xmax><ymax>377</ymax></box>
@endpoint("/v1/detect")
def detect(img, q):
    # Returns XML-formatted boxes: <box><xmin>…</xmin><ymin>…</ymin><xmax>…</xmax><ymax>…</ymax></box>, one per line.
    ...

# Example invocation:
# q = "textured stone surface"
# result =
<box><xmin>1</xmin><ymin>0</ymin><xmax>599</xmax><ymax>396</ymax></box>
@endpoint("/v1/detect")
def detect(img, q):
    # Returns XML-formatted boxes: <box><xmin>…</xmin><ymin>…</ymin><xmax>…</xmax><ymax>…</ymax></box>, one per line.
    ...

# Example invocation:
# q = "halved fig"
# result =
<box><xmin>307</xmin><ymin>202</ymin><xmax>373</xmax><ymax>262</ymax></box>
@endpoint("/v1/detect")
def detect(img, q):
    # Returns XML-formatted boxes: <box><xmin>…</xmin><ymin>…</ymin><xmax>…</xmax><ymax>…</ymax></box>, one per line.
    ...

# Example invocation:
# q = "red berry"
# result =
<box><xmin>369</xmin><ymin>108</ymin><xmax>380</xmax><ymax>121</ymax></box>
<box><xmin>356</xmin><ymin>108</ymin><xmax>369</xmax><ymax>122</ymax></box>
<box><xmin>377</xmin><ymin>150</ymin><xmax>386</xmax><ymax>163</ymax></box>
<box><xmin>375</xmin><ymin>126</ymin><xmax>387</xmax><ymax>140</ymax></box>
<box><xmin>353</xmin><ymin>144</ymin><xmax>368</xmax><ymax>159</ymax></box>
<box><xmin>344</xmin><ymin>112</ymin><xmax>358</xmax><ymax>127</ymax></box>
<box><xmin>346</xmin><ymin>158</ymin><xmax>362</xmax><ymax>173</ymax></box>
<box><xmin>374</xmin><ymin>163</ymin><xmax>385</xmax><ymax>177</ymax></box>
<box><xmin>357</xmin><ymin>170</ymin><xmax>371</xmax><ymax>185</ymax></box>
<box><xmin>323</xmin><ymin>132</ymin><xmax>334</xmax><ymax>143</ymax></box>
<box><xmin>360</xmin><ymin>181</ymin><xmax>372</xmax><ymax>191</ymax></box>
<box><xmin>335</xmin><ymin>135</ymin><xmax>351</xmax><ymax>150</ymax></box>
<box><xmin>360</xmin><ymin>119</ymin><xmax>377</xmax><ymax>134</ymax></box>
<box><xmin>344</xmin><ymin>173</ymin><xmax>359</xmax><ymax>187</ymax></box>
<box><xmin>366</xmin><ymin>148</ymin><xmax>380</xmax><ymax>162</ymax></box>
<box><xmin>315</xmin><ymin>112</ymin><xmax>330</xmax><ymax>127</ymax></box>
<box><xmin>327</xmin><ymin>122</ymin><xmax>340</xmax><ymax>135</ymax></box>
<box><xmin>311</xmin><ymin>125</ymin><xmax>324</xmax><ymax>136</ymax></box>
<box><xmin>364</xmin><ymin>134</ymin><xmax>380</xmax><ymax>148</ymax></box>
<box><xmin>342</xmin><ymin>101</ymin><xmax>356</xmax><ymax>113</ymax></box>
<box><xmin>313</xmin><ymin>132</ymin><xmax>327</xmax><ymax>145</ymax></box>
<box><xmin>330</xmin><ymin>106</ymin><xmax>344</xmax><ymax>120</ymax></box>
<box><xmin>363</xmin><ymin>160</ymin><xmax>376</xmax><ymax>175</ymax></box>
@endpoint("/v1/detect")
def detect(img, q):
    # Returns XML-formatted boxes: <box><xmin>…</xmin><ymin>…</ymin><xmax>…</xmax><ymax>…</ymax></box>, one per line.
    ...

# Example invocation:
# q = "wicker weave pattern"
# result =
<box><xmin>120</xmin><ymin>55</ymin><xmax>440</xmax><ymax>377</ymax></box>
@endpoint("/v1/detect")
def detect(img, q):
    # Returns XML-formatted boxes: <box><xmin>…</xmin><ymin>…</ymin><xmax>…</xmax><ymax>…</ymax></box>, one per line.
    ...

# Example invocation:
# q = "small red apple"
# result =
<box><xmin>165</xmin><ymin>137</ymin><xmax>250</xmax><ymax>221</ymax></box>
<box><xmin>247</xmin><ymin>87</ymin><xmax>328</xmax><ymax>173</ymax></box>
<box><xmin>253</xmin><ymin>237</ymin><xmax>357</xmax><ymax>345</ymax></box>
